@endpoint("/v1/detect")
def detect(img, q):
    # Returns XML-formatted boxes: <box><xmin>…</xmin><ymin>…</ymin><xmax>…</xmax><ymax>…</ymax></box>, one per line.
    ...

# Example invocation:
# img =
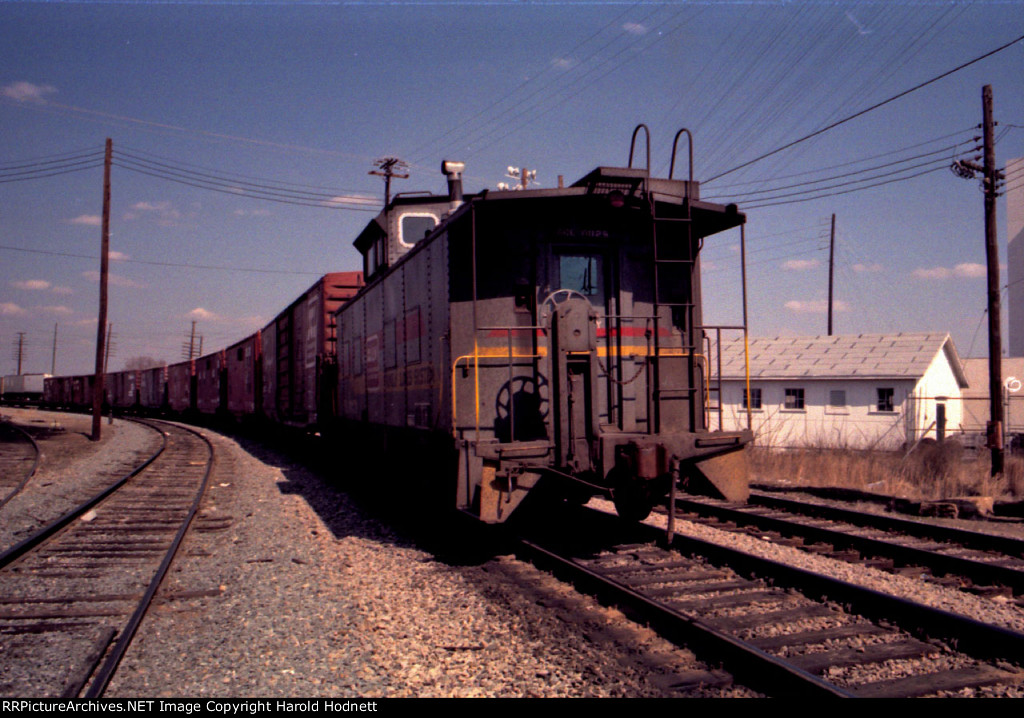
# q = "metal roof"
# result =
<box><xmin>718</xmin><ymin>332</ymin><xmax>968</xmax><ymax>387</ymax></box>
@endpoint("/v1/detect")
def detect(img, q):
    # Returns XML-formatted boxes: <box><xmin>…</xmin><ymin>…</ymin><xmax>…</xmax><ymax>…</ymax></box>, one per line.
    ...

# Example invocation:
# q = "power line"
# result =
<box><xmin>0</xmin><ymin>243</ymin><xmax>323</xmax><ymax>277</ymax></box>
<box><xmin>707</xmin><ymin>143</ymin><xmax>975</xmax><ymax>203</ymax></box>
<box><xmin>704</xmin><ymin>31</ymin><xmax>1024</xmax><ymax>184</ymax></box>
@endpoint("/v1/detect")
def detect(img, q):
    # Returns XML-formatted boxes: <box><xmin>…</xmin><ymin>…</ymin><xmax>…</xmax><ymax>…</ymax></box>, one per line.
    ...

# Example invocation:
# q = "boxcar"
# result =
<box><xmin>167</xmin><ymin>360</ymin><xmax>195</xmax><ymax>413</ymax></box>
<box><xmin>225</xmin><ymin>332</ymin><xmax>261</xmax><ymax>418</ymax></box>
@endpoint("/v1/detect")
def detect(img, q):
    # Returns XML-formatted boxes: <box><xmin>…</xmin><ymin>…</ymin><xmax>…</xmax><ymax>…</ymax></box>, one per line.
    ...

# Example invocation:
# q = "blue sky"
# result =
<box><xmin>2</xmin><ymin>0</ymin><xmax>1023</xmax><ymax>377</ymax></box>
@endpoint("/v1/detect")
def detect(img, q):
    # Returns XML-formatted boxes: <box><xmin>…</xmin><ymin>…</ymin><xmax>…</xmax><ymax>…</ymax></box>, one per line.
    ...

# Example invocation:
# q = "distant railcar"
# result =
<box><xmin>225</xmin><ymin>332</ymin><xmax>261</xmax><ymax>418</ymax></box>
<box><xmin>139</xmin><ymin>365</ymin><xmax>168</xmax><ymax>411</ymax></box>
<box><xmin>261</xmin><ymin>272</ymin><xmax>363</xmax><ymax>426</ymax></box>
<box><xmin>167</xmin><ymin>360</ymin><xmax>195</xmax><ymax>413</ymax></box>
<box><xmin>195</xmin><ymin>350</ymin><xmax>225</xmax><ymax>415</ymax></box>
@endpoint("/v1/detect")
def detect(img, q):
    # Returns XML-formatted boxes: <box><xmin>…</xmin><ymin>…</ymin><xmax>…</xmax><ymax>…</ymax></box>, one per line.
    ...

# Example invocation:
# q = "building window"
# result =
<box><xmin>877</xmin><ymin>388</ymin><xmax>895</xmax><ymax>412</ymax></box>
<box><xmin>784</xmin><ymin>388</ymin><xmax>805</xmax><ymax>410</ymax></box>
<box><xmin>826</xmin><ymin>388</ymin><xmax>848</xmax><ymax>414</ymax></box>
<box><xmin>742</xmin><ymin>387</ymin><xmax>762</xmax><ymax>410</ymax></box>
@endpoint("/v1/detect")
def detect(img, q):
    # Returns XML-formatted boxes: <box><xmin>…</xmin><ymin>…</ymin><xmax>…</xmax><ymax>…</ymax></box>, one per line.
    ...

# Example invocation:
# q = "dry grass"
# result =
<box><xmin>749</xmin><ymin>443</ymin><xmax>1024</xmax><ymax>502</ymax></box>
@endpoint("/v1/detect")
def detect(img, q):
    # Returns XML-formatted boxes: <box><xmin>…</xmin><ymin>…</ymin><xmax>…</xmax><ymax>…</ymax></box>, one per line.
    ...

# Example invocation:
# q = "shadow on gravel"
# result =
<box><xmin>225</xmin><ymin>428</ymin><xmax>517</xmax><ymax>568</ymax></box>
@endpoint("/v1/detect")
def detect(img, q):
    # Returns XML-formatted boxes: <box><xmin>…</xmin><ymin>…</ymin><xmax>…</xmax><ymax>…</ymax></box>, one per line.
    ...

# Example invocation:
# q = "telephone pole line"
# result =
<box><xmin>369</xmin><ymin>157</ymin><xmax>409</xmax><ymax>207</ymax></box>
<box><xmin>828</xmin><ymin>213</ymin><xmax>836</xmax><ymax>336</ymax></box>
<box><xmin>952</xmin><ymin>85</ymin><xmax>1006</xmax><ymax>476</ymax></box>
<box><xmin>92</xmin><ymin>138</ymin><xmax>112</xmax><ymax>442</ymax></box>
<box><xmin>14</xmin><ymin>332</ymin><xmax>26</xmax><ymax>375</ymax></box>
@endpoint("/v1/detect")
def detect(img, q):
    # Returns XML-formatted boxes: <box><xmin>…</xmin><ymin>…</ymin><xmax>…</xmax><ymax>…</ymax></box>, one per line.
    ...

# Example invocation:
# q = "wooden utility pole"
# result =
<box><xmin>981</xmin><ymin>85</ymin><xmax>1004</xmax><ymax>476</ymax></box>
<box><xmin>51</xmin><ymin>323</ymin><xmax>57</xmax><ymax>375</ymax></box>
<box><xmin>828</xmin><ymin>214</ymin><xmax>836</xmax><ymax>336</ymax></box>
<box><xmin>91</xmin><ymin>138</ymin><xmax>112</xmax><ymax>442</ymax></box>
<box><xmin>369</xmin><ymin>157</ymin><xmax>409</xmax><ymax>206</ymax></box>
<box><xmin>14</xmin><ymin>332</ymin><xmax>25</xmax><ymax>375</ymax></box>
<box><xmin>951</xmin><ymin>85</ymin><xmax>1006</xmax><ymax>476</ymax></box>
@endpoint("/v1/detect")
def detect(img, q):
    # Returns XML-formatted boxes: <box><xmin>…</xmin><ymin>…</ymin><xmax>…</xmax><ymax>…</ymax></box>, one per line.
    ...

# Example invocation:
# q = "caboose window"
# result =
<box><xmin>558</xmin><ymin>254</ymin><xmax>605</xmax><ymax>305</ymax></box>
<box><xmin>399</xmin><ymin>214</ymin><xmax>437</xmax><ymax>247</ymax></box>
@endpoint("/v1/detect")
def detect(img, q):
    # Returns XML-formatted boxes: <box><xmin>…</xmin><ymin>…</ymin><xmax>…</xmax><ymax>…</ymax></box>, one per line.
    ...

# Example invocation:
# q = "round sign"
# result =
<box><xmin>1006</xmin><ymin>376</ymin><xmax>1022</xmax><ymax>393</ymax></box>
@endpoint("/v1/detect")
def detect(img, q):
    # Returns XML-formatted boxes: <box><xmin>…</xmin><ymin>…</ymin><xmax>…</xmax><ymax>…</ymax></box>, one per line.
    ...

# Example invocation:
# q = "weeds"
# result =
<box><xmin>749</xmin><ymin>443</ymin><xmax>1024</xmax><ymax>502</ymax></box>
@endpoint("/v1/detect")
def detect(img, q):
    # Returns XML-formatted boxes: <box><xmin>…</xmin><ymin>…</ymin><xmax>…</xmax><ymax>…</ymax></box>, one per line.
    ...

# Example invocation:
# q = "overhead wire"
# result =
<box><xmin>703</xmin><ymin>30</ymin><xmax>1024</xmax><ymax>185</ymax></box>
<box><xmin>0</xmin><ymin>243</ymin><xmax>323</xmax><ymax>277</ymax></box>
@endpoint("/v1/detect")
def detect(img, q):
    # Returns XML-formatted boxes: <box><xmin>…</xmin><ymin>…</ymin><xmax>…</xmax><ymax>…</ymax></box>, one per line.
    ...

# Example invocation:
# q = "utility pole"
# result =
<box><xmin>103</xmin><ymin>323</ymin><xmax>113</xmax><ymax>375</ymax></box>
<box><xmin>952</xmin><ymin>85</ymin><xmax>1006</xmax><ymax>476</ymax></box>
<box><xmin>828</xmin><ymin>214</ymin><xmax>836</xmax><ymax>336</ymax></box>
<box><xmin>51</xmin><ymin>323</ymin><xmax>57</xmax><ymax>375</ymax></box>
<box><xmin>369</xmin><ymin>157</ymin><xmax>409</xmax><ymax>207</ymax></box>
<box><xmin>14</xmin><ymin>332</ymin><xmax>26</xmax><ymax>375</ymax></box>
<box><xmin>92</xmin><ymin>138</ymin><xmax>112</xmax><ymax>442</ymax></box>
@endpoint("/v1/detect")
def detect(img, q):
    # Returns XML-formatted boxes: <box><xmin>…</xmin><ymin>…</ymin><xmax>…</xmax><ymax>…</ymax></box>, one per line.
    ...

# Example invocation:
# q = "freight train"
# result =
<box><xmin>43</xmin><ymin>129</ymin><xmax>753</xmax><ymax>523</ymax></box>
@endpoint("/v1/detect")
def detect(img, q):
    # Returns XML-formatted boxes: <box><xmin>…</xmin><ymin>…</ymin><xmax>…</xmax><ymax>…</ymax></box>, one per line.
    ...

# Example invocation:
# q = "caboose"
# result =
<box><xmin>336</xmin><ymin>142</ymin><xmax>751</xmax><ymax>523</ymax></box>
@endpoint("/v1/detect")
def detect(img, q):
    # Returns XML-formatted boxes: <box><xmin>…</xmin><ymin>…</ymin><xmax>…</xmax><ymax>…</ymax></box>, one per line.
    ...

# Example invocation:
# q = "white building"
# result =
<box><xmin>960</xmin><ymin>357</ymin><xmax>1024</xmax><ymax>436</ymax></box>
<box><xmin>1008</xmin><ymin>157</ymin><xmax>1024</xmax><ymax>357</ymax></box>
<box><xmin>714</xmin><ymin>333</ymin><xmax>968</xmax><ymax>450</ymax></box>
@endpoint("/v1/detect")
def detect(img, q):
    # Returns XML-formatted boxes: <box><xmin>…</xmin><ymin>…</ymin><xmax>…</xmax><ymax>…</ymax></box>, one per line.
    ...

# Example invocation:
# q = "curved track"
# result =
<box><xmin>519</xmin><ymin>504</ymin><xmax>1024</xmax><ymax>698</ymax></box>
<box><xmin>0</xmin><ymin>419</ymin><xmax>215</xmax><ymax>697</ymax></box>
<box><xmin>0</xmin><ymin>419</ymin><xmax>40</xmax><ymax>509</ymax></box>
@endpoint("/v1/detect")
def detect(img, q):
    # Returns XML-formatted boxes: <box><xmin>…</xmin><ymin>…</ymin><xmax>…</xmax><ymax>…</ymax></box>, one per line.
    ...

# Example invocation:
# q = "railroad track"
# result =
<box><xmin>518</xmin><ymin>504</ymin><xmax>1024</xmax><ymax>698</ymax></box>
<box><xmin>668</xmin><ymin>492</ymin><xmax>1024</xmax><ymax>603</ymax></box>
<box><xmin>0</xmin><ymin>419</ymin><xmax>41</xmax><ymax>509</ymax></box>
<box><xmin>0</xmin><ymin>419</ymin><xmax>216</xmax><ymax>698</ymax></box>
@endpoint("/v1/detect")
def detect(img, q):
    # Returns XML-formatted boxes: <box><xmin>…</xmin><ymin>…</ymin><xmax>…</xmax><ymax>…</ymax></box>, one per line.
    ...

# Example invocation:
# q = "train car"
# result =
<box><xmin>262</xmin><ymin>272</ymin><xmax>363</xmax><ymax>427</ymax></box>
<box><xmin>195</xmin><ymin>350</ymin><xmax>225</xmax><ymax>415</ymax></box>
<box><xmin>107</xmin><ymin>369</ymin><xmax>140</xmax><ymax>409</ymax></box>
<box><xmin>336</xmin><ymin>139</ymin><xmax>751</xmax><ymax>523</ymax></box>
<box><xmin>70</xmin><ymin>374</ymin><xmax>93</xmax><ymax>409</ymax></box>
<box><xmin>1</xmin><ymin>373</ymin><xmax>49</xmax><ymax>404</ymax></box>
<box><xmin>139</xmin><ymin>365</ymin><xmax>168</xmax><ymax>411</ymax></box>
<box><xmin>167</xmin><ymin>359</ymin><xmax>195</xmax><ymax>413</ymax></box>
<box><xmin>225</xmin><ymin>332</ymin><xmax>261</xmax><ymax>418</ymax></box>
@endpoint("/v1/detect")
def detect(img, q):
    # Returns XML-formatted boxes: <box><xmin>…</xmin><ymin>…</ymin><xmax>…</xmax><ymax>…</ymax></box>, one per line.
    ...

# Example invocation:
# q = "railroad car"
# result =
<box><xmin>195</xmin><ymin>350</ymin><xmax>226</xmax><ymax>415</ymax></box>
<box><xmin>260</xmin><ymin>272</ymin><xmax>364</xmax><ymax>426</ymax></box>
<box><xmin>335</xmin><ymin>133</ymin><xmax>752</xmax><ymax>524</ymax></box>
<box><xmin>167</xmin><ymin>359</ymin><xmax>195</xmax><ymax>413</ymax></box>
<box><xmin>225</xmin><ymin>332</ymin><xmax>261</xmax><ymax>418</ymax></box>
<box><xmin>1</xmin><ymin>373</ymin><xmax>48</xmax><ymax>404</ymax></box>
<box><xmin>139</xmin><ymin>365</ymin><xmax>168</xmax><ymax>411</ymax></box>
<box><xmin>107</xmin><ymin>369</ymin><xmax>140</xmax><ymax>409</ymax></box>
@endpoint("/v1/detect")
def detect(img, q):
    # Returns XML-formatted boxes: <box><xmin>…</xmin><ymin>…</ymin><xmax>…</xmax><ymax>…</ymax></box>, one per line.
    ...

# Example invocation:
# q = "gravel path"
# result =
<box><xmin>102</xmin><ymin>427</ymin><xmax>751</xmax><ymax>698</ymax></box>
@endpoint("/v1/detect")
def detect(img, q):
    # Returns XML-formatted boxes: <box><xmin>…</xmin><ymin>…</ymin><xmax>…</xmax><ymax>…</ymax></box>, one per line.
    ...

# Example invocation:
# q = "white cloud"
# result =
<box><xmin>109</xmin><ymin>250</ymin><xmax>130</xmax><ymax>261</ymax></box>
<box><xmin>81</xmin><ymin>270</ymin><xmax>145</xmax><ymax>289</ymax></box>
<box><xmin>783</xmin><ymin>259</ymin><xmax>821</xmax><ymax>271</ymax></box>
<box><xmin>39</xmin><ymin>305</ymin><xmax>73</xmax><ymax>316</ymax></box>
<box><xmin>912</xmin><ymin>263</ymin><xmax>986</xmax><ymax>280</ymax></box>
<box><xmin>913</xmin><ymin>266</ymin><xmax>951</xmax><ymax>280</ymax></box>
<box><xmin>187</xmin><ymin>307</ymin><xmax>221</xmax><ymax>321</ymax></box>
<box><xmin>785</xmin><ymin>299</ymin><xmax>849</xmax><ymax>314</ymax></box>
<box><xmin>2</xmin><ymin>81</ymin><xmax>56</xmax><ymax>103</ymax></box>
<box><xmin>325</xmin><ymin>194</ymin><xmax>379</xmax><ymax>208</ymax></box>
<box><xmin>123</xmin><ymin>201</ymin><xmax>182</xmax><ymax>226</ymax></box>
<box><xmin>551</xmin><ymin>57</ymin><xmax>574</xmax><ymax>70</ymax></box>
<box><xmin>853</xmin><ymin>263</ymin><xmax>884</xmax><ymax>273</ymax></box>
<box><xmin>12</xmin><ymin>279</ymin><xmax>50</xmax><ymax>291</ymax></box>
<box><xmin>954</xmin><ymin>262</ymin><xmax>986</xmax><ymax>278</ymax></box>
<box><xmin>623</xmin><ymin>22</ymin><xmax>648</xmax><ymax>35</ymax></box>
<box><xmin>70</xmin><ymin>214</ymin><xmax>102</xmax><ymax>227</ymax></box>
<box><xmin>1</xmin><ymin>302</ymin><xmax>26</xmax><ymax>316</ymax></box>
